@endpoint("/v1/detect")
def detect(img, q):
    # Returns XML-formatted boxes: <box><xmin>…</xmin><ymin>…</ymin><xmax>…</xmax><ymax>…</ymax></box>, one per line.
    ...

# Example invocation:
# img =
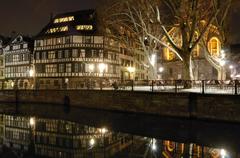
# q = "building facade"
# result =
<box><xmin>34</xmin><ymin>10</ymin><xmax>120</xmax><ymax>89</ymax></box>
<box><xmin>159</xmin><ymin>28</ymin><xmax>223</xmax><ymax>80</ymax></box>
<box><xmin>3</xmin><ymin>35</ymin><xmax>34</xmax><ymax>89</ymax></box>
<box><xmin>0</xmin><ymin>36</ymin><xmax>5</xmax><ymax>89</ymax></box>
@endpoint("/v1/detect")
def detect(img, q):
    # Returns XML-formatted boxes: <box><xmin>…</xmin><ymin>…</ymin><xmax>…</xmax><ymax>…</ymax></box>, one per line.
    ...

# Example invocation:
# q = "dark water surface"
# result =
<box><xmin>0</xmin><ymin>103</ymin><xmax>239</xmax><ymax>158</ymax></box>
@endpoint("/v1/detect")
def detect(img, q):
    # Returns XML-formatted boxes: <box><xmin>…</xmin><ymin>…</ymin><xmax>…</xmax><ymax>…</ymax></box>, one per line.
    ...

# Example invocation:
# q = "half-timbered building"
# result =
<box><xmin>4</xmin><ymin>35</ymin><xmax>34</xmax><ymax>89</ymax></box>
<box><xmin>34</xmin><ymin>10</ymin><xmax>120</xmax><ymax>89</ymax></box>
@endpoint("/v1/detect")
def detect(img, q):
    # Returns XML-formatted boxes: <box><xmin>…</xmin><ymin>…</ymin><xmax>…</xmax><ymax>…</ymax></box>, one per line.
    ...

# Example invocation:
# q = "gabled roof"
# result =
<box><xmin>7</xmin><ymin>34</ymin><xmax>33</xmax><ymax>45</ymax></box>
<box><xmin>0</xmin><ymin>35</ymin><xmax>11</xmax><ymax>46</ymax></box>
<box><xmin>4</xmin><ymin>34</ymin><xmax>34</xmax><ymax>51</ymax></box>
<box><xmin>35</xmin><ymin>9</ymin><xmax>98</xmax><ymax>39</ymax></box>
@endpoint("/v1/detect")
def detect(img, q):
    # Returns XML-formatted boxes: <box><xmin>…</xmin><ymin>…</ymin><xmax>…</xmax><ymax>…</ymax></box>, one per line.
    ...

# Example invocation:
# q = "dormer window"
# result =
<box><xmin>46</xmin><ymin>26</ymin><xmax>68</xmax><ymax>34</ymax></box>
<box><xmin>76</xmin><ymin>25</ymin><xmax>93</xmax><ymax>31</ymax></box>
<box><xmin>54</xmin><ymin>16</ymin><xmax>74</xmax><ymax>23</ymax></box>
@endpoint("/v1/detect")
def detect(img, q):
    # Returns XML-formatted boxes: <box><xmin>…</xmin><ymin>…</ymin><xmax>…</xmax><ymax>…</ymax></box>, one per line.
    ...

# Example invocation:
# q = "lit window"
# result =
<box><xmin>164</xmin><ymin>48</ymin><xmax>175</xmax><ymax>61</ymax></box>
<box><xmin>208</xmin><ymin>37</ymin><xmax>221</xmax><ymax>57</ymax></box>
<box><xmin>76</xmin><ymin>25</ymin><xmax>93</xmax><ymax>31</ymax></box>
<box><xmin>46</xmin><ymin>26</ymin><xmax>69</xmax><ymax>34</ymax></box>
<box><xmin>54</xmin><ymin>16</ymin><xmax>74</xmax><ymax>23</ymax></box>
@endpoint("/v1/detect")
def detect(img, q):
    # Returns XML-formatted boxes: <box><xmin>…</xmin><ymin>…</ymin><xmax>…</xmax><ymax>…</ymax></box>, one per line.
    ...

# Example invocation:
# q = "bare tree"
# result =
<box><xmin>97</xmin><ymin>0</ymin><xmax>168</xmax><ymax>80</ymax></box>
<box><xmin>99</xmin><ymin>0</ymin><xmax>232</xmax><ymax>84</ymax></box>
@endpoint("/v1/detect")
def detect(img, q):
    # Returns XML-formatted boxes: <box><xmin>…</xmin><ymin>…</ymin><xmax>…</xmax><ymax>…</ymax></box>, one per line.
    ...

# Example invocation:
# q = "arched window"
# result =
<box><xmin>208</xmin><ymin>37</ymin><xmax>221</xmax><ymax>57</ymax></box>
<box><xmin>164</xmin><ymin>47</ymin><xmax>175</xmax><ymax>61</ymax></box>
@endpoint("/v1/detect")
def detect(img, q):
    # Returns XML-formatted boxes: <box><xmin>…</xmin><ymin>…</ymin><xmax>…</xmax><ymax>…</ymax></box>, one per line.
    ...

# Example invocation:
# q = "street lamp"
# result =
<box><xmin>29</xmin><ymin>68</ymin><xmax>36</xmax><ymax>89</ymax></box>
<box><xmin>219</xmin><ymin>60</ymin><xmax>226</xmax><ymax>67</ymax></box>
<box><xmin>158</xmin><ymin>67</ymin><xmax>164</xmax><ymax>80</ymax></box>
<box><xmin>159</xmin><ymin>67</ymin><xmax>164</xmax><ymax>73</ymax></box>
<box><xmin>100</xmin><ymin>127</ymin><xmax>108</xmax><ymax>134</ymax></box>
<box><xmin>89</xmin><ymin>138</ymin><xmax>95</xmax><ymax>147</ymax></box>
<box><xmin>29</xmin><ymin>117</ymin><xmax>35</xmax><ymax>127</ymax></box>
<box><xmin>98</xmin><ymin>63</ymin><xmax>107</xmax><ymax>75</ymax></box>
<box><xmin>29</xmin><ymin>69</ymin><xmax>35</xmax><ymax>77</ymax></box>
<box><xmin>127</xmin><ymin>67</ymin><xmax>136</xmax><ymax>80</ymax></box>
<box><xmin>11</xmin><ymin>81</ymin><xmax>14</xmax><ymax>89</ymax></box>
<box><xmin>220</xmin><ymin>149</ymin><xmax>226</xmax><ymax>158</ymax></box>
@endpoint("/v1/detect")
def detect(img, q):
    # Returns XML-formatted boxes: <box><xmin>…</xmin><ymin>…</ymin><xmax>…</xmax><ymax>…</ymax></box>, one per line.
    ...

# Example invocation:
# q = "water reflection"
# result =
<box><xmin>0</xmin><ymin>114</ymin><xmax>235</xmax><ymax>158</ymax></box>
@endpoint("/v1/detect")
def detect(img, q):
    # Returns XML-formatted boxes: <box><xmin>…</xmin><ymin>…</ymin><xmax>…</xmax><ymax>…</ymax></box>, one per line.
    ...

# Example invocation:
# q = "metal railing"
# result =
<box><xmin>3</xmin><ymin>79</ymin><xmax>240</xmax><ymax>95</ymax></box>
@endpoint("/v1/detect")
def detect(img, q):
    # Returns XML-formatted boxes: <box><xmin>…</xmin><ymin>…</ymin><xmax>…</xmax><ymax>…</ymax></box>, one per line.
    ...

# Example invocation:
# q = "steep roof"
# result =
<box><xmin>0</xmin><ymin>35</ymin><xmax>11</xmax><ymax>46</ymax></box>
<box><xmin>35</xmin><ymin>9</ymin><xmax>98</xmax><ymax>39</ymax></box>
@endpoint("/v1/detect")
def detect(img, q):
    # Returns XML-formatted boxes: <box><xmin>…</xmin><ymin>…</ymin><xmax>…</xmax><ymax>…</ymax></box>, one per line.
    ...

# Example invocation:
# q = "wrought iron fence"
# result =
<box><xmin>2</xmin><ymin>79</ymin><xmax>240</xmax><ymax>95</ymax></box>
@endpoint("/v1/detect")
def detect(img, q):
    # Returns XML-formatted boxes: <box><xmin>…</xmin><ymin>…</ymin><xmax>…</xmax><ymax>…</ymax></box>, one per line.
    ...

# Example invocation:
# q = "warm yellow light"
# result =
<box><xmin>46</xmin><ymin>26</ymin><xmax>69</xmax><ymax>34</ymax></box>
<box><xmin>89</xmin><ymin>64</ymin><xmax>95</xmax><ymax>72</ymax></box>
<box><xmin>100</xmin><ymin>128</ymin><xmax>108</xmax><ymax>134</ymax></box>
<box><xmin>29</xmin><ymin>69</ymin><xmax>35</xmax><ymax>77</ymax></box>
<box><xmin>29</xmin><ymin>117</ymin><xmax>35</xmax><ymax>126</ymax></box>
<box><xmin>11</xmin><ymin>82</ymin><xmax>14</xmax><ymax>88</ymax></box>
<box><xmin>76</xmin><ymin>25</ymin><xmax>93</xmax><ymax>31</ymax></box>
<box><xmin>89</xmin><ymin>138</ymin><xmax>95</xmax><ymax>146</ymax></box>
<box><xmin>159</xmin><ymin>67</ymin><xmax>164</xmax><ymax>73</ymax></box>
<box><xmin>127</xmin><ymin>67</ymin><xmax>136</xmax><ymax>73</ymax></box>
<box><xmin>98</xmin><ymin>63</ymin><xmax>107</xmax><ymax>73</ymax></box>
<box><xmin>54</xmin><ymin>16</ymin><xmax>74</xmax><ymax>23</ymax></box>
<box><xmin>220</xmin><ymin>149</ymin><xmax>226</xmax><ymax>157</ymax></box>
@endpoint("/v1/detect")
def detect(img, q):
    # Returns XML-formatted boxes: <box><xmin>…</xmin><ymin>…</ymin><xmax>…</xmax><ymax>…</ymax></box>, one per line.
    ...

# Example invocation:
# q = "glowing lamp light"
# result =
<box><xmin>29</xmin><ymin>117</ymin><xmax>35</xmax><ymax>126</ymax></box>
<box><xmin>89</xmin><ymin>64</ymin><xmax>95</xmax><ymax>72</ymax></box>
<box><xmin>11</xmin><ymin>82</ymin><xmax>14</xmax><ymax>88</ymax></box>
<box><xmin>220</xmin><ymin>149</ymin><xmax>226</xmax><ymax>158</ymax></box>
<box><xmin>100</xmin><ymin>128</ymin><xmax>108</xmax><ymax>134</ymax></box>
<box><xmin>89</xmin><ymin>138</ymin><xmax>95</xmax><ymax>146</ymax></box>
<box><xmin>229</xmin><ymin>65</ymin><xmax>234</xmax><ymax>69</ymax></box>
<box><xmin>219</xmin><ymin>60</ymin><xmax>226</xmax><ymax>66</ymax></box>
<box><xmin>29</xmin><ymin>69</ymin><xmax>35</xmax><ymax>77</ymax></box>
<box><xmin>159</xmin><ymin>67</ymin><xmax>164</xmax><ymax>73</ymax></box>
<box><xmin>127</xmin><ymin>67</ymin><xmax>136</xmax><ymax>73</ymax></box>
<box><xmin>98</xmin><ymin>63</ymin><xmax>107</xmax><ymax>73</ymax></box>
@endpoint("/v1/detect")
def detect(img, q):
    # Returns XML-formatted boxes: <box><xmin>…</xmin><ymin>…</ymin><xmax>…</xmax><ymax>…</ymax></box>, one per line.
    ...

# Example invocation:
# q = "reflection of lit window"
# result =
<box><xmin>208</xmin><ymin>37</ymin><xmax>221</xmax><ymax>57</ymax></box>
<box><xmin>54</xmin><ymin>16</ymin><xmax>74</xmax><ymax>23</ymax></box>
<box><xmin>76</xmin><ymin>25</ymin><xmax>93</xmax><ymax>31</ymax></box>
<box><xmin>164</xmin><ymin>48</ymin><xmax>175</xmax><ymax>61</ymax></box>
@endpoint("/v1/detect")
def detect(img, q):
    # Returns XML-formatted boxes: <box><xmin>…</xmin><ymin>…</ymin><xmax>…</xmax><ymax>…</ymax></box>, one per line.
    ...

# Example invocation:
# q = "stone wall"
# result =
<box><xmin>0</xmin><ymin>90</ymin><xmax>239</xmax><ymax>123</ymax></box>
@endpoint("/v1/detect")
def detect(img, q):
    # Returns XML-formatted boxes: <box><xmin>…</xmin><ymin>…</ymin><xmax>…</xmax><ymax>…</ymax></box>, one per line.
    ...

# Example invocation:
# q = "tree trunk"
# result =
<box><xmin>182</xmin><ymin>53</ymin><xmax>193</xmax><ymax>88</ymax></box>
<box><xmin>149</xmin><ymin>65</ymin><xmax>158</xmax><ymax>80</ymax></box>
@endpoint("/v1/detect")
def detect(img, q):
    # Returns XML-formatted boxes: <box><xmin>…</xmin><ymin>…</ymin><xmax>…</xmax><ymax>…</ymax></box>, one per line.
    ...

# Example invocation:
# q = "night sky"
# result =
<box><xmin>0</xmin><ymin>0</ymin><xmax>98</xmax><ymax>36</ymax></box>
<box><xmin>0</xmin><ymin>0</ymin><xmax>240</xmax><ymax>44</ymax></box>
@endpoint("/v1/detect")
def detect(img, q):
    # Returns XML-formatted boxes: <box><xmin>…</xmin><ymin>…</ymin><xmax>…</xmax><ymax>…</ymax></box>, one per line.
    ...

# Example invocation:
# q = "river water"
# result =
<box><xmin>0</xmin><ymin>103</ymin><xmax>239</xmax><ymax>158</ymax></box>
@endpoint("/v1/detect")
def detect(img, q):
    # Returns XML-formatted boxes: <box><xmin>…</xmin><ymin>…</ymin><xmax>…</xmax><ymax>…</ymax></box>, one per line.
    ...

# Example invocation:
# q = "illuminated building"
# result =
<box><xmin>34</xmin><ymin>10</ymin><xmax>120</xmax><ymax>89</ymax></box>
<box><xmin>0</xmin><ymin>36</ymin><xmax>6</xmax><ymax>88</ymax></box>
<box><xmin>159</xmin><ymin>27</ymin><xmax>222</xmax><ymax>80</ymax></box>
<box><xmin>3</xmin><ymin>35</ymin><xmax>34</xmax><ymax>89</ymax></box>
<box><xmin>118</xmin><ymin>27</ymin><xmax>148</xmax><ymax>81</ymax></box>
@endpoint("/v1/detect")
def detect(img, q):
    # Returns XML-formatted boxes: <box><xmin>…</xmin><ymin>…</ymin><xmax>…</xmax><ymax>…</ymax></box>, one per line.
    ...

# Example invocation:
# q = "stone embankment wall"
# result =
<box><xmin>0</xmin><ymin>90</ymin><xmax>239</xmax><ymax>122</ymax></box>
